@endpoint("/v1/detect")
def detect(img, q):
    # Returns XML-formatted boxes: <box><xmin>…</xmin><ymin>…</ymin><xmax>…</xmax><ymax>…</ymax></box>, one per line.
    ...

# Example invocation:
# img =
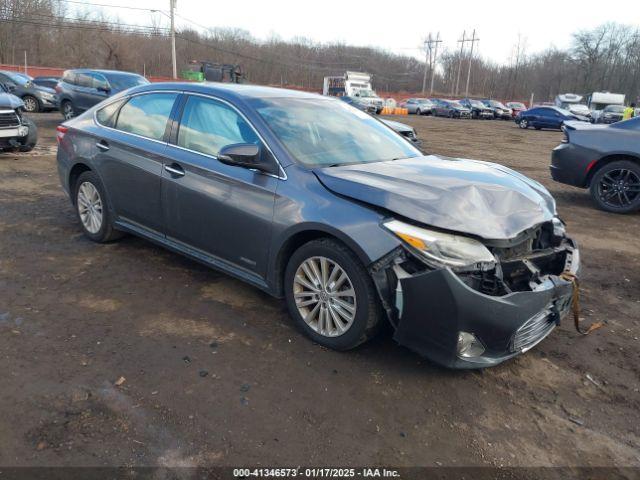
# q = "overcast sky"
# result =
<box><xmin>75</xmin><ymin>0</ymin><xmax>639</xmax><ymax>64</ymax></box>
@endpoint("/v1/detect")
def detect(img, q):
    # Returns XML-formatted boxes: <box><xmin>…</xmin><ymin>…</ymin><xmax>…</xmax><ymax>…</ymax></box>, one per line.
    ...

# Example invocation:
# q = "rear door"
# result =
<box><xmin>162</xmin><ymin>94</ymin><xmax>279</xmax><ymax>279</ymax></box>
<box><xmin>93</xmin><ymin>91</ymin><xmax>179</xmax><ymax>234</ymax></box>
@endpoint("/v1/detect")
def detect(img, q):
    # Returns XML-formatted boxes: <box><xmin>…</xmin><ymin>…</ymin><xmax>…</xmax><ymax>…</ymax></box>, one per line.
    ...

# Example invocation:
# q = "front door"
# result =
<box><xmin>162</xmin><ymin>95</ymin><xmax>279</xmax><ymax>279</ymax></box>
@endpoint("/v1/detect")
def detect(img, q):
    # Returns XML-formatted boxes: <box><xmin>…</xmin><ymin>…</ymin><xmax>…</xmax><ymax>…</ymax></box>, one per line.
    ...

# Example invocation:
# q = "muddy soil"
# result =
<box><xmin>0</xmin><ymin>113</ymin><xmax>638</xmax><ymax>470</ymax></box>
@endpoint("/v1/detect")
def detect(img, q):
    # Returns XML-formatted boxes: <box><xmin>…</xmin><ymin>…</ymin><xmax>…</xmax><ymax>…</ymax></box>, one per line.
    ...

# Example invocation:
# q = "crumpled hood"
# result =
<box><xmin>0</xmin><ymin>92</ymin><xmax>23</xmax><ymax>110</ymax></box>
<box><xmin>314</xmin><ymin>155</ymin><xmax>556</xmax><ymax>240</ymax></box>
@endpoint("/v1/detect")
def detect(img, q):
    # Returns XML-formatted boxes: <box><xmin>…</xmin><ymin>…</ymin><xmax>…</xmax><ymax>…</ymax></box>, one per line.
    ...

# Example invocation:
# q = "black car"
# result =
<box><xmin>0</xmin><ymin>70</ymin><xmax>57</xmax><ymax>113</ymax></box>
<box><xmin>516</xmin><ymin>106</ymin><xmax>589</xmax><ymax>130</ymax></box>
<box><xmin>0</xmin><ymin>84</ymin><xmax>37</xmax><ymax>152</ymax></box>
<box><xmin>56</xmin><ymin>82</ymin><xmax>579</xmax><ymax>369</ymax></box>
<box><xmin>551</xmin><ymin>118</ymin><xmax>640</xmax><ymax>213</ymax></box>
<box><xmin>33</xmin><ymin>76</ymin><xmax>61</xmax><ymax>90</ymax></box>
<box><xmin>56</xmin><ymin>69</ymin><xmax>149</xmax><ymax>119</ymax></box>
<box><xmin>596</xmin><ymin>105</ymin><xmax>625</xmax><ymax>124</ymax></box>
<box><xmin>432</xmin><ymin>99</ymin><xmax>472</xmax><ymax>119</ymax></box>
<box><xmin>459</xmin><ymin>98</ymin><xmax>493</xmax><ymax>119</ymax></box>
<box><xmin>481</xmin><ymin>99</ymin><xmax>512</xmax><ymax>120</ymax></box>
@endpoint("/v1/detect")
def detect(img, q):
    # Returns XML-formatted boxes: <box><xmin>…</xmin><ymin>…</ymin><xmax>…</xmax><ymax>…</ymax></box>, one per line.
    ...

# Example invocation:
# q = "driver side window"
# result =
<box><xmin>177</xmin><ymin>95</ymin><xmax>260</xmax><ymax>157</ymax></box>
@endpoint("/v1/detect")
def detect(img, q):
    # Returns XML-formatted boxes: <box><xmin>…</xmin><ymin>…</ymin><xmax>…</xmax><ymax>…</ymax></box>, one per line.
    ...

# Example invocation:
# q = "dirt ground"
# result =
<box><xmin>0</xmin><ymin>113</ymin><xmax>639</xmax><ymax>473</ymax></box>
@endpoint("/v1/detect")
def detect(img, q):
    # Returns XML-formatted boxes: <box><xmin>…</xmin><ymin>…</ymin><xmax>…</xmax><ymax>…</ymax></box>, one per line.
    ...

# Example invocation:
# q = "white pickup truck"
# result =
<box><xmin>0</xmin><ymin>84</ymin><xmax>37</xmax><ymax>152</ymax></box>
<box><xmin>323</xmin><ymin>71</ymin><xmax>384</xmax><ymax>114</ymax></box>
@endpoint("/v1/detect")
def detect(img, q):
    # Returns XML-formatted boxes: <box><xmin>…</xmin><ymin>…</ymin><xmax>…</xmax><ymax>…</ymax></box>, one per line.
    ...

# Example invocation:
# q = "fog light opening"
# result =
<box><xmin>457</xmin><ymin>331</ymin><xmax>485</xmax><ymax>359</ymax></box>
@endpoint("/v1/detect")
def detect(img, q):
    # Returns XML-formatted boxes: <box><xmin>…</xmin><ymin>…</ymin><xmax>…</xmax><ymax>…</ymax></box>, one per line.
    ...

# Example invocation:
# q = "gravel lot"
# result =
<box><xmin>1</xmin><ymin>113</ymin><xmax>639</xmax><ymax>472</ymax></box>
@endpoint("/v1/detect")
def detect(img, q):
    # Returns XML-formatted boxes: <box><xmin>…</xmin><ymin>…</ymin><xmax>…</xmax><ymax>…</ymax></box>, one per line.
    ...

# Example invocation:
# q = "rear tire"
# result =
<box><xmin>284</xmin><ymin>238</ymin><xmax>383</xmax><ymax>351</ymax></box>
<box><xmin>416</xmin><ymin>108</ymin><xmax>422</xmax><ymax>116</ymax></box>
<box><xmin>74</xmin><ymin>171</ymin><xmax>124</xmax><ymax>242</ymax></box>
<box><xmin>589</xmin><ymin>160</ymin><xmax>640</xmax><ymax>213</ymax></box>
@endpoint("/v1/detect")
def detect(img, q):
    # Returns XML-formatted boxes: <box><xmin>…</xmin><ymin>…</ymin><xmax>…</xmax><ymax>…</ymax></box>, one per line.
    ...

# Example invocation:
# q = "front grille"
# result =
<box><xmin>0</xmin><ymin>111</ymin><xmax>20</xmax><ymax>128</ymax></box>
<box><xmin>511</xmin><ymin>307</ymin><xmax>555</xmax><ymax>352</ymax></box>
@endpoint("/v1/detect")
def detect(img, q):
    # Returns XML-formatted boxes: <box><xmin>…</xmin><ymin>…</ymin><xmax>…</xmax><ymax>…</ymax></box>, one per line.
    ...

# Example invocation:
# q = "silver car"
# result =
<box><xmin>402</xmin><ymin>98</ymin><xmax>435</xmax><ymax>115</ymax></box>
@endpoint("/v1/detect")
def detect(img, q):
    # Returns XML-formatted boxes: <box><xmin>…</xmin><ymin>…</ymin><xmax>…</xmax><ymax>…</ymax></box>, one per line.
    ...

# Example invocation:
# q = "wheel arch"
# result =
<box><xmin>586</xmin><ymin>154</ymin><xmax>640</xmax><ymax>187</ymax></box>
<box><xmin>68</xmin><ymin>162</ymin><xmax>93</xmax><ymax>204</ymax></box>
<box><xmin>270</xmin><ymin>225</ymin><xmax>375</xmax><ymax>298</ymax></box>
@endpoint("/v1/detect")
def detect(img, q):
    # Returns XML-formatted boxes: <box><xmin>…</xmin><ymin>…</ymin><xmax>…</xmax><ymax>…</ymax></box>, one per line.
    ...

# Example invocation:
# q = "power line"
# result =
<box><xmin>57</xmin><ymin>0</ymin><xmax>166</xmax><ymax>13</ymax></box>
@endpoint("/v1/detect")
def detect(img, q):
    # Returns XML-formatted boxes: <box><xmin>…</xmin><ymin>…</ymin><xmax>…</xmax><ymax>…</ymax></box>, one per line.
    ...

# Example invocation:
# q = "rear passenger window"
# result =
<box><xmin>62</xmin><ymin>71</ymin><xmax>77</xmax><ymax>85</ymax></box>
<box><xmin>116</xmin><ymin>93</ymin><xmax>177</xmax><ymax>141</ymax></box>
<box><xmin>96</xmin><ymin>99</ymin><xmax>125</xmax><ymax>128</ymax></box>
<box><xmin>177</xmin><ymin>96</ymin><xmax>259</xmax><ymax>156</ymax></box>
<box><xmin>76</xmin><ymin>72</ymin><xmax>93</xmax><ymax>88</ymax></box>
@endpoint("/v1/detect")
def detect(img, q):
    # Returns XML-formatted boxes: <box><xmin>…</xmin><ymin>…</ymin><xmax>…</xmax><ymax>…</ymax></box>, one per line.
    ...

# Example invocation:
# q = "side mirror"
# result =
<box><xmin>218</xmin><ymin>143</ymin><xmax>279</xmax><ymax>176</ymax></box>
<box><xmin>97</xmin><ymin>85</ymin><xmax>111</xmax><ymax>93</ymax></box>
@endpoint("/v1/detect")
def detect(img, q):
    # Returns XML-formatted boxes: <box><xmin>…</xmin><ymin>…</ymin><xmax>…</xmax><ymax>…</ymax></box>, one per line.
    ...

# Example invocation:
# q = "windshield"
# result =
<box><xmin>417</xmin><ymin>99</ymin><xmax>432</xmax><ymax>104</ymax></box>
<box><xmin>5</xmin><ymin>72</ymin><xmax>32</xmax><ymax>85</ymax></box>
<box><xmin>253</xmin><ymin>97</ymin><xmax>421</xmax><ymax>167</ymax></box>
<box><xmin>470</xmin><ymin>100</ymin><xmax>485</xmax><ymax>108</ymax></box>
<box><xmin>104</xmin><ymin>73</ymin><xmax>149</xmax><ymax>91</ymax></box>
<box><xmin>489</xmin><ymin>100</ymin><xmax>507</xmax><ymax>109</ymax></box>
<box><xmin>507</xmin><ymin>102</ymin><xmax>525</xmax><ymax>109</ymax></box>
<box><xmin>604</xmin><ymin>105</ymin><xmax>625</xmax><ymax>113</ymax></box>
<box><xmin>357</xmin><ymin>89</ymin><xmax>376</xmax><ymax>98</ymax></box>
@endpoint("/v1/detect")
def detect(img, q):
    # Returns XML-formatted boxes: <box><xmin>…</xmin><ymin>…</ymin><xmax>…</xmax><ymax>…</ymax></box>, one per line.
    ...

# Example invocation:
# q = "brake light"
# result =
<box><xmin>56</xmin><ymin>125</ymin><xmax>68</xmax><ymax>143</ymax></box>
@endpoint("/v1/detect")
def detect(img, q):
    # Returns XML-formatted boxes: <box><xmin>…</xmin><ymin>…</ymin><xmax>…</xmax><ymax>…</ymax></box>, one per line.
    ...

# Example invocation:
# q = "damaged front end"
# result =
<box><xmin>370</xmin><ymin>218</ymin><xmax>579</xmax><ymax>369</ymax></box>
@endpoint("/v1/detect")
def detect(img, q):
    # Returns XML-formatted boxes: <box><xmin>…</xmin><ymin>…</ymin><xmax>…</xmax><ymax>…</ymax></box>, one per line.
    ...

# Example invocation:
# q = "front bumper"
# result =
<box><xmin>392</xmin><ymin>244</ymin><xmax>579</xmax><ymax>369</ymax></box>
<box><xmin>0</xmin><ymin>125</ymin><xmax>29</xmax><ymax>138</ymax></box>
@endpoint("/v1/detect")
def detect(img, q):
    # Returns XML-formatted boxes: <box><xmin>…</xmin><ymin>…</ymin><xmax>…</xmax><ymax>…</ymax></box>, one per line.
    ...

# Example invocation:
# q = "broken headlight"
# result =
<box><xmin>384</xmin><ymin>219</ymin><xmax>495</xmax><ymax>269</ymax></box>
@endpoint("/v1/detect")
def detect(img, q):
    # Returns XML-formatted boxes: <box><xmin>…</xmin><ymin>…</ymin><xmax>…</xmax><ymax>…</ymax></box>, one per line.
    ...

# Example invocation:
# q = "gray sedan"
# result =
<box><xmin>0</xmin><ymin>70</ymin><xmax>57</xmax><ymax>113</ymax></box>
<box><xmin>56</xmin><ymin>83</ymin><xmax>579</xmax><ymax>369</ymax></box>
<box><xmin>401</xmin><ymin>98</ymin><xmax>435</xmax><ymax>115</ymax></box>
<box><xmin>551</xmin><ymin>117</ymin><xmax>640</xmax><ymax>212</ymax></box>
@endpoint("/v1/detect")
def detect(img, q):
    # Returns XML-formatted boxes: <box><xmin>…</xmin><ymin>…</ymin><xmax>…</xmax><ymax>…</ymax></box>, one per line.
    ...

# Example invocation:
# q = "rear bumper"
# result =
<box><xmin>393</xmin><ymin>243</ymin><xmax>579</xmax><ymax>369</ymax></box>
<box><xmin>550</xmin><ymin>143</ymin><xmax>596</xmax><ymax>188</ymax></box>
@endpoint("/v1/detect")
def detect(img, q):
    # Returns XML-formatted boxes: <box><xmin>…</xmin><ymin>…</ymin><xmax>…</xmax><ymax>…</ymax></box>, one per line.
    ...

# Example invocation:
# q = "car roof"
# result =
<box><xmin>128</xmin><ymin>82</ymin><xmax>326</xmax><ymax>102</ymax></box>
<box><xmin>67</xmin><ymin>69</ymin><xmax>144</xmax><ymax>76</ymax></box>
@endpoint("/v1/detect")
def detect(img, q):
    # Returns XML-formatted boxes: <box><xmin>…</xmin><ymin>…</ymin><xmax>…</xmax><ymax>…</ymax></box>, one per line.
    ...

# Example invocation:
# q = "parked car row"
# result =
<box><xmin>398</xmin><ymin>97</ymin><xmax>521</xmax><ymax>120</ymax></box>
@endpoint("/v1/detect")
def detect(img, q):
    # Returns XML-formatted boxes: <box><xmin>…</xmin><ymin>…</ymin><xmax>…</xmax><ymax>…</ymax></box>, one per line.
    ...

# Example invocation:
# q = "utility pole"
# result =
<box><xmin>453</xmin><ymin>30</ymin><xmax>466</xmax><ymax>96</ymax></box>
<box><xmin>170</xmin><ymin>0</ymin><xmax>177</xmax><ymax>79</ymax></box>
<box><xmin>464</xmin><ymin>30</ymin><xmax>479</xmax><ymax>97</ymax></box>
<box><xmin>422</xmin><ymin>35</ymin><xmax>430</xmax><ymax>94</ymax></box>
<box><xmin>429</xmin><ymin>32</ymin><xmax>441</xmax><ymax>95</ymax></box>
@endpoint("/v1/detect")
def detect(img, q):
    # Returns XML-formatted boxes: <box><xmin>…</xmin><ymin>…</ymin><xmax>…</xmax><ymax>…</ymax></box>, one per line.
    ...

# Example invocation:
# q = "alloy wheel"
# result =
<box><xmin>293</xmin><ymin>256</ymin><xmax>357</xmax><ymax>337</ymax></box>
<box><xmin>23</xmin><ymin>96</ymin><xmax>37</xmax><ymax>112</ymax></box>
<box><xmin>77</xmin><ymin>181</ymin><xmax>103</xmax><ymax>234</ymax></box>
<box><xmin>519</xmin><ymin>119</ymin><xmax>528</xmax><ymax>129</ymax></box>
<box><xmin>63</xmin><ymin>102</ymin><xmax>74</xmax><ymax>120</ymax></box>
<box><xmin>597</xmin><ymin>169</ymin><xmax>640</xmax><ymax>209</ymax></box>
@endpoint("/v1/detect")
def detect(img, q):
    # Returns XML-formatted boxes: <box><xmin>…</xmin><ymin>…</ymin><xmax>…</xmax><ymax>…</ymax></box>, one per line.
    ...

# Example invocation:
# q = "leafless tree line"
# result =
<box><xmin>1</xmin><ymin>1</ymin><xmax>639</xmax><ymax>102</ymax></box>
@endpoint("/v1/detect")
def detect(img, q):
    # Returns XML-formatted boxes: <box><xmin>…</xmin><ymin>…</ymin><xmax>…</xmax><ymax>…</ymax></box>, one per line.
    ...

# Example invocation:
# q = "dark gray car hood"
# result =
<box><xmin>0</xmin><ymin>92</ymin><xmax>23</xmax><ymax>109</ymax></box>
<box><xmin>314</xmin><ymin>155</ymin><xmax>556</xmax><ymax>240</ymax></box>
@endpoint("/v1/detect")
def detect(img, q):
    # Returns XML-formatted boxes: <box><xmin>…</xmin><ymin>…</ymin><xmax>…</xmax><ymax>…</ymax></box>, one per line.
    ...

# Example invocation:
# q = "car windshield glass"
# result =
<box><xmin>555</xmin><ymin>107</ymin><xmax>573</xmax><ymax>116</ymax></box>
<box><xmin>253</xmin><ymin>97</ymin><xmax>421</xmax><ymax>167</ymax></box>
<box><xmin>470</xmin><ymin>100</ymin><xmax>485</xmax><ymax>107</ymax></box>
<box><xmin>5</xmin><ymin>72</ymin><xmax>32</xmax><ymax>85</ymax></box>
<box><xmin>605</xmin><ymin>105</ymin><xmax>625</xmax><ymax>113</ymax></box>
<box><xmin>508</xmin><ymin>102</ymin><xmax>525</xmax><ymax>108</ymax></box>
<box><xmin>491</xmin><ymin>101</ymin><xmax>506</xmax><ymax>109</ymax></box>
<box><xmin>105</xmin><ymin>73</ymin><xmax>149</xmax><ymax>91</ymax></box>
<box><xmin>417</xmin><ymin>99</ymin><xmax>431</xmax><ymax>104</ymax></box>
<box><xmin>357</xmin><ymin>89</ymin><xmax>376</xmax><ymax>97</ymax></box>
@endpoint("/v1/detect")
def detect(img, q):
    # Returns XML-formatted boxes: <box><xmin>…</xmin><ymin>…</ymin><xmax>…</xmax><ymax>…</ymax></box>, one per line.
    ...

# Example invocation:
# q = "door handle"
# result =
<box><xmin>96</xmin><ymin>140</ymin><xmax>109</xmax><ymax>151</ymax></box>
<box><xmin>164</xmin><ymin>163</ymin><xmax>185</xmax><ymax>177</ymax></box>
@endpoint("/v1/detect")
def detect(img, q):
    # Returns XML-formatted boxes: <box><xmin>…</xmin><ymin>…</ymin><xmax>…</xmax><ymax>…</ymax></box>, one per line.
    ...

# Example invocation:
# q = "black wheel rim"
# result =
<box><xmin>597</xmin><ymin>168</ymin><xmax>640</xmax><ymax>208</ymax></box>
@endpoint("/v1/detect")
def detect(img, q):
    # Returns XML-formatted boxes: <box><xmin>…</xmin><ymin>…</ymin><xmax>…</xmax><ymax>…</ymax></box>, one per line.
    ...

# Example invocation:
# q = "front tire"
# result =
<box><xmin>17</xmin><ymin>117</ymin><xmax>37</xmax><ymax>152</ymax></box>
<box><xmin>22</xmin><ymin>95</ymin><xmax>40</xmax><ymax>113</ymax></box>
<box><xmin>518</xmin><ymin>119</ymin><xmax>529</xmax><ymax>129</ymax></box>
<box><xmin>61</xmin><ymin>100</ymin><xmax>76</xmax><ymax>120</ymax></box>
<box><xmin>74</xmin><ymin>171</ymin><xmax>123</xmax><ymax>242</ymax></box>
<box><xmin>589</xmin><ymin>160</ymin><xmax>640</xmax><ymax>213</ymax></box>
<box><xmin>416</xmin><ymin>108</ymin><xmax>422</xmax><ymax>116</ymax></box>
<box><xmin>284</xmin><ymin>239</ymin><xmax>383</xmax><ymax>351</ymax></box>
